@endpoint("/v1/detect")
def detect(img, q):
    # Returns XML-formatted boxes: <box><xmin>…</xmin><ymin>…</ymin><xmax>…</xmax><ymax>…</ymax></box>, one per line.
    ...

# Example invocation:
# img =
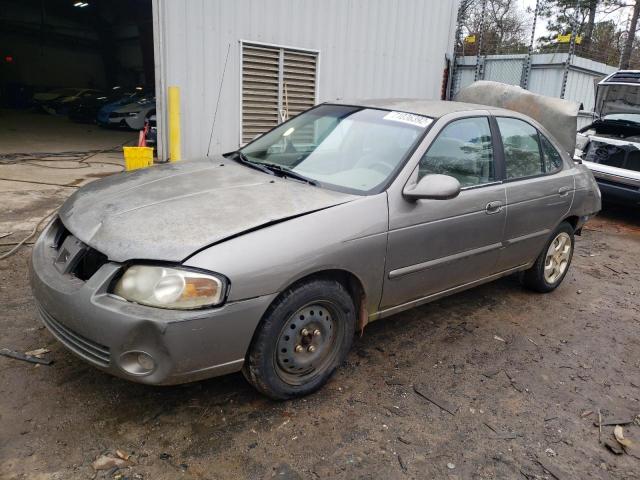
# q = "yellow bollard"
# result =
<box><xmin>168</xmin><ymin>86</ymin><xmax>181</xmax><ymax>162</ymax></box>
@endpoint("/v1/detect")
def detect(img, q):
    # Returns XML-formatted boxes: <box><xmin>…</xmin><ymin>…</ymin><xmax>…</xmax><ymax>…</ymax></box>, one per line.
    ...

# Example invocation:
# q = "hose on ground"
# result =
<box><xmin>0</xmin><ymin>209</ymin><xmax>57</xmax><ymax>261</ymax></box>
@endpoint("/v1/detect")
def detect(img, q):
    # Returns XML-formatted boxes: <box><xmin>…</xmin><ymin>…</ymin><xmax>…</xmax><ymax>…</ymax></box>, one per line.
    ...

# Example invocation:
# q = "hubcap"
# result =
<box><xmin>544</xmin><ymin>232</ymin><xmax>572</xmax><ymax>284</ymax></box>
<box><xmin>275</xmin><ymin>302</ymin><xmax>339</xmax><ymax>385</ymax></box>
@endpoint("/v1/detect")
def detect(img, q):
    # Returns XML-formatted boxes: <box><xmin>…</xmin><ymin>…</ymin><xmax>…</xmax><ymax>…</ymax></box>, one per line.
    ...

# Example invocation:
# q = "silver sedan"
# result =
<box><xmin>31</xmin><ymin>98</ymin><xmax>601</xmax><ymax>399</ymax></box>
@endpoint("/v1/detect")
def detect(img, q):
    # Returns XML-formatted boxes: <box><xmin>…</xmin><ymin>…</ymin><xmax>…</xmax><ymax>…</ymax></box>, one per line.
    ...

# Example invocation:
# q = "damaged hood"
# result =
<box><xmin>456</xmin><ymin>81</ymin><xmax>581</xmax><ymax>155</ymax></box>
<box><xmin>59</xmin><ymin>158</ymin><xmax>355</xmax><ymax>262</ymax></box>
<box><xmin>595</xmin><ymin>82</ymin><xmax>640</xmax><ymax>117</ymax></box>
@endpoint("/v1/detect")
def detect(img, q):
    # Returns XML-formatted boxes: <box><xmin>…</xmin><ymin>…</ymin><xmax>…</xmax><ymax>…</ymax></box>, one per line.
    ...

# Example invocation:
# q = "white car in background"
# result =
<box><xmin>99</xmin><ymin>95</ymin><xmax>156</xmax><ymax>130</ymax></box>
<box><xmin>575</xmin><ymin>71</ymin><xmax>640</xmax><ymax>206</ymax></box>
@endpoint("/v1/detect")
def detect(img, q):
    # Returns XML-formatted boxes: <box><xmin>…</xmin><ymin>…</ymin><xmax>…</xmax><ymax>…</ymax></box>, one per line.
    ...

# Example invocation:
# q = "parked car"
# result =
<box><xmin>31</xmin><ymin>93</ymin><xmax>600</xmax><ymax>399</ymax></box>
<box><xmin>575</xmin><ymin>70</ymin><xmax>640</xmax><ymax>206</ymax></box>
<box><xmin>33</xmin><ymin>87</ymin><xmax>86</xmax><ymax>104</ymax></box>
<box><xmin>34</xmin><ymin>88</ymin><xmax>101</xmax><ymax>114</ymax></box>
<box><xmin>97</xmin><ymin>94</ymin><xmax>155</xmax><ymax>130</ymax></box>
<box><xmin>68</xmin><ymin>87</ymin><xmax>141</xmax><ymax>123</ymax></box>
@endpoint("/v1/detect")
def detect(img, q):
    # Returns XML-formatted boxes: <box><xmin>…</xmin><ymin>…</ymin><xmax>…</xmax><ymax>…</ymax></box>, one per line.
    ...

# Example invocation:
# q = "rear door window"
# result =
<box><xmin>540</xmin><ymin>134</ymin><xmax>563</xmax><ymax>173</ymax></box>
<box><xmin>497</xmin><ymin>117</ymin><xmax>544</xmax><ymax>179</ymax></box>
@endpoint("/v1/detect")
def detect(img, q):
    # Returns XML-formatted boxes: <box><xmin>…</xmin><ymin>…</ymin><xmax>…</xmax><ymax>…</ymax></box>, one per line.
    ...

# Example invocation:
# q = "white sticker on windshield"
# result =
<box><xmin>383</xmin><ymin>111</ymin><xmax>433</xmax><ymax>128</ymax></box>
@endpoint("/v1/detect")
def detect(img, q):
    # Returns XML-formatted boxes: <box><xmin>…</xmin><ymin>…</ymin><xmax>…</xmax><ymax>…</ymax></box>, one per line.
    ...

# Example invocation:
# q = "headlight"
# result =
<box><xmin>575</xmin><ymin>134</ymin><xmax>589</xmax><ymax>152</ymax></box>
<box><xmin>113</xmin><ymin>265</ymin><xmax>226</xmax><ymax>309</ymax></box>
<box><xmin>127</xmin><ymin>111</ymin><xmax>141</xmax><ymax>117</ymax></box>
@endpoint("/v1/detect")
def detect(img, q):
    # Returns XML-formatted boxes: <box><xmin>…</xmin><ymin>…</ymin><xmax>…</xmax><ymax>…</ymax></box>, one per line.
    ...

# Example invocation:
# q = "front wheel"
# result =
<box><xmin>522</xmin><ymin>222</ymin><xmax>575</xmax><ymax>293</ymax></box>
<box><xmin>243</xmin><ymin>279</ymin><xmax>356</xmax><ymax>400</ymax></box>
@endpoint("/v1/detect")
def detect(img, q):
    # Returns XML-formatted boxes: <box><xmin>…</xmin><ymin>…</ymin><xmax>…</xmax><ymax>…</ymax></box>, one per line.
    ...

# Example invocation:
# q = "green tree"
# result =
<box><xmin>460</xmin><ymin>0</ymin><xmax>530</xmax><ymax>55</ymax></box>
<box><xmin>538</xmin><ymin>0</ymin><xmax>602</xmax><ymax>48</ymax></box>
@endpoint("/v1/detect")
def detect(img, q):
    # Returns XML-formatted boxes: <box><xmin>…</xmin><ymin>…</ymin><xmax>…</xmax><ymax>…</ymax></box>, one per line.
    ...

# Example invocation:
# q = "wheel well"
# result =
<box><xmin>563</xmin><ymin>215</ymin><xmax>580</xmax><ymax>232</ymax></box>
<box><xmin>286</xmin><ymin>270</ymin><xmax>365</xmax><ymax>307</ymax></box>
<box><xmin>245</xmin><ymin>270</ymin><xmax>368</xmax><ymax>361</ymax></box>
<box><xmin>281</xmin><ymin>269</ymin><xmax>368</xmax><ymax>331</ymax></box>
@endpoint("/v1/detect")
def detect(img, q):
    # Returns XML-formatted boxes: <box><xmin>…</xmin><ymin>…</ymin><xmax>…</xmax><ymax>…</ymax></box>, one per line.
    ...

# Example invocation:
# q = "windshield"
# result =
<box><xmin>602</xmin><ymin>113</ymin><xmax>640</xmax><ymax>125</ymax></box>
<box><xmin>239</xmin><ymin>104</ymin><xmax>432</xmax><ymax>194</ymax></box>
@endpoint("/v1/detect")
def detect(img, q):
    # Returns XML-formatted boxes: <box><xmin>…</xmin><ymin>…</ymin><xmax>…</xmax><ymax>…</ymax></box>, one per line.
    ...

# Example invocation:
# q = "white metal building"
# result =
<box><xmin>151</xmin><ymin>0</ymin><xmax>460</xmax><ymax>161</ymax></box>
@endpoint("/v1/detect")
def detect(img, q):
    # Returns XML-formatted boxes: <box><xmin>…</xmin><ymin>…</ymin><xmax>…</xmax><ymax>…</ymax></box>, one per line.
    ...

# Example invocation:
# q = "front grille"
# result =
<box><xmin>597</xmin><ymin>178</ymin><xmax>640</xmax><ymax>191</ymax></box>
<box><xmin>586</xmin><ymin>140</ymin><xmax>640</xmax><ymax>172</ymax></box>
<box><xmin>50</xmin><ymin>218</ymin><xmax>108</xmax><ymax>281</ymax></box>
<box><xmin>73</xmin><ymin>248</ymin><xmax>108</xmax><ymax>281</ymax></box>
<box><xmin>51</xmin><ymin>218</ymin><xmax>69</xmax><ymax>249</ymax></box>
<box><xmin>37</xmin><ymin>304</ymin><xmax>110</xmax><ymax>367</ymax></box>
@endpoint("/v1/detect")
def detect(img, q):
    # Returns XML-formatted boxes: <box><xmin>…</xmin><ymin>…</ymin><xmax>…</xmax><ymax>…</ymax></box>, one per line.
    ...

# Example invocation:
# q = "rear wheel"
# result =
<box><xmin>522</xmin><ymin>222</ymin><xmax>575</xmax><ymax>293</ymax></box>
<box><xmin>243</xmin><ymin>279</ymin><xmax>356</xmax><ymax>399</ymax></box>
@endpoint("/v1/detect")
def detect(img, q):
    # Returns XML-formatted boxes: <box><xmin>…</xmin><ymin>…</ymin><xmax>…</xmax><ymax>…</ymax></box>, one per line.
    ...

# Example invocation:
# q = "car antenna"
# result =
<box><xmin>207</xmin><ymin>42</ymin><xmax>231</xmax><ymax>157</ymax></box>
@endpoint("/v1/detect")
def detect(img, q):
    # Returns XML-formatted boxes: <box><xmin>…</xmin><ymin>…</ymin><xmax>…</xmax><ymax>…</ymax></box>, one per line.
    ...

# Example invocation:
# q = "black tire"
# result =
<box><xmin>522</xmin><ymin>221</ymin><xmax>575</xmax><ymax>293</ymax></box>
<box><xmin>243</xmin><ymin>279</ymin><xmax>356</xmax><ymax>400</ymax></box>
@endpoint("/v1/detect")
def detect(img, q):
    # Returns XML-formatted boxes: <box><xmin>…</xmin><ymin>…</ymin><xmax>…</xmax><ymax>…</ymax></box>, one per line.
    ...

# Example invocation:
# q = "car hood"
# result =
<box><xmin>595</xmin><ymin>83</ymin><xmax>640</xmax><ymax>117</ymax></box>
<box><xmin>59</xmin><ymin>158</ymin><xmax>356</xmax><ymax>263</ymax></box>
<box><xmin>34</xmin><ymin>92</ymin><xmax>63</xmax><ymax>101</ymax></box>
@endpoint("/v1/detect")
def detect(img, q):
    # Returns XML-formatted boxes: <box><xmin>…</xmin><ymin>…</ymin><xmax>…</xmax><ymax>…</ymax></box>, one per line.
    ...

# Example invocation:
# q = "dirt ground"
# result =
<box><xmin>1</xmin><ymin>111</ymin><xmax>639</xmax><ymax>480</ymax></box>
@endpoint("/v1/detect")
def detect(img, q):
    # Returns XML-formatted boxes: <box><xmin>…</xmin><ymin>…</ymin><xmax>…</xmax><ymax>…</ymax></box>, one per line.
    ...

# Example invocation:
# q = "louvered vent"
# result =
<box><xmin>242</xmin><ymin>45</ymin><xmax>280</xmax><ymax>144</ymax></box>
<box><xmin>282</xmin><ymin>50</ymin><xmax>317</xmax><ymax>118</ymax></box>
<box><xmin>241</xmin><ymin>43</ymin><xmax>318</xmax><ymax>145</ymax></box>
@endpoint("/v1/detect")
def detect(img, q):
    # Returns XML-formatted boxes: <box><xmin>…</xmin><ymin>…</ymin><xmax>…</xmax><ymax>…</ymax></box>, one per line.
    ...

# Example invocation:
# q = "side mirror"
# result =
<box><xmin>403</xmin><ymin>174</ymin><xmax>461</xmax><ymax>201</ymax></box>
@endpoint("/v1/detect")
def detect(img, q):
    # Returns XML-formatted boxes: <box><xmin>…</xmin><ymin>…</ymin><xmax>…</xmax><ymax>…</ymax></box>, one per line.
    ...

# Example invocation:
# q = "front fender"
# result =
<box><xmin>183</xmin><ymin>194</ymin><xmax>389</xmax><ymax>316</ymax></box>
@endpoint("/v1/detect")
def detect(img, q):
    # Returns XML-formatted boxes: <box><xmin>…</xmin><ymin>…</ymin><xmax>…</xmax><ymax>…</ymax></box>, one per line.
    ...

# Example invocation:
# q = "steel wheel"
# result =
<box><xmin>544</xmin><ymin>232</ymin><xmax>572</xmax><ymax>284</ymax></box>
<box><xmin>274</xmin><ymin>301</ymin><xmax>342</xmax><ymax>386</ymax></box>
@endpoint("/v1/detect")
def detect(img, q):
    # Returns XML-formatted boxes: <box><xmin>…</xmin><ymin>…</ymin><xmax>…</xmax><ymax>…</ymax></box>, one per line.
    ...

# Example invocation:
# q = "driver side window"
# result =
<box><xmin>418</xmin><ymin>117</ymin><xmax>494</xmax><ymax>188</ymax></box>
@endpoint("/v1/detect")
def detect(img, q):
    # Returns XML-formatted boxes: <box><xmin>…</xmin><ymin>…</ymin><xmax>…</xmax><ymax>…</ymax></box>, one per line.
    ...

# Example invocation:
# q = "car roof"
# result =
<box><xmin>330</xmin><ymin>98</ymin><xmax>512</xmax><ymax>118</ymax></box>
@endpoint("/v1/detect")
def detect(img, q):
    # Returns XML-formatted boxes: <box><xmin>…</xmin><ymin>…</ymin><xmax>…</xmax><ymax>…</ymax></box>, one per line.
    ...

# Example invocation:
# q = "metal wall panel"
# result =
<box><xmin>152</xmin><ymin>0</ymin><xmax>460</xmax><ymax>160</ymax></box>
<box><xmin>453</xmin><ymin>53</ymin><xmax>617</xmax><ymax>113</ymax></box>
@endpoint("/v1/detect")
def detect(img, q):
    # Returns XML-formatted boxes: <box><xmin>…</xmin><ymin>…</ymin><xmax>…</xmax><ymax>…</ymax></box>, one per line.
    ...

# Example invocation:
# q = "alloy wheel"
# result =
<box><xmin>544</xmin><ymin>232</ymin><xmax>572</xmax><ymax>284</ymax></box>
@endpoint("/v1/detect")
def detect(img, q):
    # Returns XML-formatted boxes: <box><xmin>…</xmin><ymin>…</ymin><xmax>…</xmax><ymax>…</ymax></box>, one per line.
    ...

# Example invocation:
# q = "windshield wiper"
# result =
<box><xmin>230</xmin><ymin>151</ymin><xmax>317</xmax><ymax>185</ymax></box>
<box><xmin>260</xmin><ymin>163</ymin><xmax>318</xmax><ymax>186</ymax></box>
<box><xmin>231</xmin><ymin>151</ymin><xmax>275</xmax><ymax>176</ymax></box>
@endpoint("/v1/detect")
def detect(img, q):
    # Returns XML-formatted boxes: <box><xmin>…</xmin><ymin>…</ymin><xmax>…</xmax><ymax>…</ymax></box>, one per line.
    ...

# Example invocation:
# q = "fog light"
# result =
<box><xmin>119</xmin><ymin>351</ymin><xmax>156</xmax><ymax>376</ymax></box>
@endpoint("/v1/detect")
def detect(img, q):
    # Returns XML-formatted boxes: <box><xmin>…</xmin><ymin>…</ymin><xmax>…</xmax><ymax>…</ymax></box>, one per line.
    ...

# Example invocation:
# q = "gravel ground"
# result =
<box><xmin>0</xmin><ymin>205</ymin><xmax>638</xmax><ymax>480</ymax></box>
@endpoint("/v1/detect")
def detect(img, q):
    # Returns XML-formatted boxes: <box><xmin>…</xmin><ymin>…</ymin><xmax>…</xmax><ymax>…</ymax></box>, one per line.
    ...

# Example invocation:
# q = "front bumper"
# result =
<box><xmin>583</xmin><ymin>160</ymin><xmax>640</xmax><ymax>206</ymax></box>
<box><xmin>30</xmin><ymin>223</ymin><xmax>276</xmax><ymax>385</ymax></box>
<box><xmin>595</xmin><ymin>177</ymin><xmax>640</xmax><ymax>205</ymax></box>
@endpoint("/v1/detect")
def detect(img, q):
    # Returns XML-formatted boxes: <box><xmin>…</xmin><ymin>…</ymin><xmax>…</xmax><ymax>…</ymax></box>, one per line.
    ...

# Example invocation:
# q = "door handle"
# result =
<box><xmin>485</xmin><ymin>201</ymin><xmax>503</xmax><ymax>214</ymax></box>
<box><xmin>558</xmin><ymin>186</ymin><xmax>572</xmax><ymax>196</ymax></box>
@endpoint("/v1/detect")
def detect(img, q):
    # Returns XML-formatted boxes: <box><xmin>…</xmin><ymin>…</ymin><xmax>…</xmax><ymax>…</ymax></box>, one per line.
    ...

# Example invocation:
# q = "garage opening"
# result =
<box><xmin>0</xmin><ymin>0</ymin><xmax>156</xmax><ymax>187</ymax></box>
